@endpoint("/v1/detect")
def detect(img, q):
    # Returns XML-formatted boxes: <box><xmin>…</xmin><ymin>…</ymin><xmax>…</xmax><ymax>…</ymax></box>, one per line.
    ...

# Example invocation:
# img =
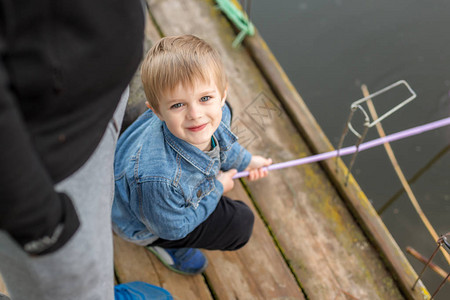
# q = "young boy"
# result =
<box><xmin>112</xmin><ymin>35</ymin><xmax>271</xmax><ymax>275</ymax></box>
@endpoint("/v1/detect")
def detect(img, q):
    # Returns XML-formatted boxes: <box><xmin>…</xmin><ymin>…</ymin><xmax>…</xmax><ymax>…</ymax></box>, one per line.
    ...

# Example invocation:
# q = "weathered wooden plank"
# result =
<box><xmin>204</xmin><ymin>185</ymin><xmax>305</xmax><ymax>300</ymax></box>
<box><xmin>113</xmin><ymin>233</ymin><xmax>213</xmax><ymax>299</ymax></box>
<box><xmin>242</xmin><ymin>25</ymin><xmax>430</xmax><ymax>300</ymax></box>
<box><xmin>147</xmin><ymin>0</ymin><xmax>406</xmax><ymax>299</ymax></box>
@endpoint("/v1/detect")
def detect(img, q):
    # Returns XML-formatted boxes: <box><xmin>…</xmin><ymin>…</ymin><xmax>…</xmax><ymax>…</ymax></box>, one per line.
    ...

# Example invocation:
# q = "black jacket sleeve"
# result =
<box><xmin>0</xmin><ymin>38</ymin><xmax>79</xmax><ymax>256</ymax></box>
<box><xmin>0</xmin><ymin>0</ymin><xmax>144</xmax><ymax>255</ymax></box>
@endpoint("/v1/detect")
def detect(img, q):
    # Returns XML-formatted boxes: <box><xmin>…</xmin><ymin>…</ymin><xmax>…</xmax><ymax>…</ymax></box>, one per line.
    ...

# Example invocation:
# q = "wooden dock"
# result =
<box><xmin>0</xmin><ymin>0</ymin><xmax>431</xmax><ymax>299</ymax></box>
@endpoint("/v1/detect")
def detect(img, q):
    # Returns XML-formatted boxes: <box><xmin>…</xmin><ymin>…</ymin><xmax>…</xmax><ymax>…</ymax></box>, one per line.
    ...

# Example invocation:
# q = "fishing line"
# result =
<box><xmin>233</xmin><ymin>116</ymin><xmax>450</xmax><ymax>179</ymax></box>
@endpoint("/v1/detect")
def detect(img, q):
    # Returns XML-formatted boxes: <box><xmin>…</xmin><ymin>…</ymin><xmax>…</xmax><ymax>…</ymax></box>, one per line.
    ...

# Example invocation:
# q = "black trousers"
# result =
<box><xmin>149</xmin><ymin>196</ymin><xmax>254</xmax><ymax>251</ymax></box>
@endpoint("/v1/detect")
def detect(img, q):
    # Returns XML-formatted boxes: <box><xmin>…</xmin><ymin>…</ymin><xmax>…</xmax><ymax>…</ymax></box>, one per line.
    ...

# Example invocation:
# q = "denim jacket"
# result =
<box><xmin>112</xmin><ymin>104</ymin><xmax>252</xmax><ymax>245</ymax></box>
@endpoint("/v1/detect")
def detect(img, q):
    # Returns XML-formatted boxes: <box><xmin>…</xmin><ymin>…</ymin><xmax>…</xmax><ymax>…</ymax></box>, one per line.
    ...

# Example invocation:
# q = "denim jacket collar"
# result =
<box><xmin>162</xmin><ymin>121</ymin><xmax>237</xmax><ymax>176</ymax></box>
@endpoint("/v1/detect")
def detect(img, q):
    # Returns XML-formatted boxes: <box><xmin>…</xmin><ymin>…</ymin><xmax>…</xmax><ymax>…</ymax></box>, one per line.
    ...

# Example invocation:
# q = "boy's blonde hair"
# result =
<box><xmin>141</xmin><ymin>35</ymin><xmax>228</xmax><ymax>113</ymax></box>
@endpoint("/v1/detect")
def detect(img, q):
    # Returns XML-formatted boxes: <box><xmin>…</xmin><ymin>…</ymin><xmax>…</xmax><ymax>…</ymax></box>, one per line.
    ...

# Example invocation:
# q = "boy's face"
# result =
<box><xmin>151</xmin><ymin>80</ymin><xmax>227</xmax><ymax>151</ymax></box>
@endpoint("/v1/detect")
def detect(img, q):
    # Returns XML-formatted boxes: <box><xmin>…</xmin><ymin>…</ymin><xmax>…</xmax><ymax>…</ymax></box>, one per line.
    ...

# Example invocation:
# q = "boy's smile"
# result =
<box><xmin>151</xmin><ymin>80</ymin><xmax>227</xmax><ymax>151</ymax></box>
<box><xmin>187</xmin><ymin>124</ymin><xmax>207</xmax><ymax>132</ymax></box>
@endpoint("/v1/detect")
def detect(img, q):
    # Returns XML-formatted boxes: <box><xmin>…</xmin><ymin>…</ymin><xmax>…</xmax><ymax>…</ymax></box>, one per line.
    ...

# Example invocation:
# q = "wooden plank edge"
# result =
<box><xmin>238</xmin><ymin>179</ymin><xmax>308</xmax><ymax>295</ymax></box>
<box><xmin>241</xmin><ymin>30</ymin><xmax>430</xmax><ymax>300</ymax></box>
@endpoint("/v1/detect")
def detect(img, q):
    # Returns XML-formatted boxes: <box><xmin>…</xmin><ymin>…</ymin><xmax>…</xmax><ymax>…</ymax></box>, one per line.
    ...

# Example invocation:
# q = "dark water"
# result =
<box><xmin>251</xmin><ymin>0</ymin><xmax>449</xmax><ymax>297</ymax></box>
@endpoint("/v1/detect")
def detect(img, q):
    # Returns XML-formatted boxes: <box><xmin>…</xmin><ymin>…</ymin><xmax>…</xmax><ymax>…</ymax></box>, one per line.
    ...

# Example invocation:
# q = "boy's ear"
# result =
<box><xmin>220</xmin><ymin>87</ymin><xmax>228</xmax><ymax>107</ymax></box>
<box><xmin>146</xmin><ymin>101</ymin><xmax>163</xmax><ymax>120</ymax></box>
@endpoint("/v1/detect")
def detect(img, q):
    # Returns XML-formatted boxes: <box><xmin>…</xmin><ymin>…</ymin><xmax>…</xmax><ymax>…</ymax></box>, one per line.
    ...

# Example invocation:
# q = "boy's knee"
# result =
<box><xmin>239</xmin><ymin>202</ymin><xmax>254</xmax><ymax>235</ymax></box>
<box><xmin>228</xmin><ymin>201</ymin><xmax>254</xmax><ymax>250</ymax></box>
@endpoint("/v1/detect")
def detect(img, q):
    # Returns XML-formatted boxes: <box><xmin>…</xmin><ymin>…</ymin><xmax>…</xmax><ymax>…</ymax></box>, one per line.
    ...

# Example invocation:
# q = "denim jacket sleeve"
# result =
<box><xmin>221</xmin><ymin>142</ymin><xmax>252</xmax><ymax>172</ymax></box>
<box><xmin>138</xmin><ymin>178</ymin><xmax>224</xmax><ymax>241</ymax></box>
<box><xmin>220</xmin><ymin>103</ymin><xmax>252</xmax><ymax>172</ymax></box>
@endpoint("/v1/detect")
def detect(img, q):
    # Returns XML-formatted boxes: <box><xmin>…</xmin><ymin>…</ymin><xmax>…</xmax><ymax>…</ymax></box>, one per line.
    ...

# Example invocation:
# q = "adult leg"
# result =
<box><xmin>0</xmin><ymin>89</ymin><xmax>129</xmax><ymax>300</ymax></box>
<box><xmin>151</xmin><ymin>196</ymin><xmax>255</xmax><ymax>251</ymax></box>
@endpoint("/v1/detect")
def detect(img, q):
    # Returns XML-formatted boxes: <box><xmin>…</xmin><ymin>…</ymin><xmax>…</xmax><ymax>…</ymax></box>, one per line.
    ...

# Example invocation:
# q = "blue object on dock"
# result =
<box><xmin>115</xmin><ymin>281</ymin><xmax>173</xmax><ymax>300</ymax></box>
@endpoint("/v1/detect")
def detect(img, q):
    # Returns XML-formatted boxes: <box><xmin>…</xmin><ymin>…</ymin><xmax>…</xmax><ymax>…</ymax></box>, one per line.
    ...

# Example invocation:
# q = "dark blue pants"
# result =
<box><xmin>149</xmin><ymin>196</ymin><xmax>254</xmax><ymax>251</ymax></box>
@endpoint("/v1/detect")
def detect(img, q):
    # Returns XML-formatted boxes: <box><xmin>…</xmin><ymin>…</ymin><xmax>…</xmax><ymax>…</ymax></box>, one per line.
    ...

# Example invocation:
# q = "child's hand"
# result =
<box><xmin>217</xmin><ymin>169</ymin><xmax>237</xmax><ymax>193</ymax></box>
<box><xmin>245</xmin><ymin>156</ymin><xmax>272</xmax><ymax>181</ymax></box>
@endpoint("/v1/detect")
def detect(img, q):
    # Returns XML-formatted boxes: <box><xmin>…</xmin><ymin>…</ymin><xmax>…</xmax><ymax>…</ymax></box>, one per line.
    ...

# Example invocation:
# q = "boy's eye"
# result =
<box><xmin>171</xmin><ymin>103</ymin><xmax>183</xmax><ymax>109</ymax></box>
<box><xmin>200</xmin><ymin>96</ymin><xmax>211</xmax><ymax>102</ymax></box>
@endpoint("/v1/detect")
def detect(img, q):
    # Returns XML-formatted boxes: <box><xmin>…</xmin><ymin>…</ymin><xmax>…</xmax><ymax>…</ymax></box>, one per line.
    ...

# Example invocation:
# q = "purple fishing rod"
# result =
<box><xmin>233</xmin><ymin>117</ymin><xmax>450</xmax><ymax>179</ymax></box>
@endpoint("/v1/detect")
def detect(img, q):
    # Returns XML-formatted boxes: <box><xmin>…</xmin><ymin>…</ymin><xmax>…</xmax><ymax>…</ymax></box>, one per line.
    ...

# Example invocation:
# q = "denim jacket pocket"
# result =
<box><xmin>188</xmin><ymin>178</ymin><xmax>215</xmax><ymax>209</ymax></box>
